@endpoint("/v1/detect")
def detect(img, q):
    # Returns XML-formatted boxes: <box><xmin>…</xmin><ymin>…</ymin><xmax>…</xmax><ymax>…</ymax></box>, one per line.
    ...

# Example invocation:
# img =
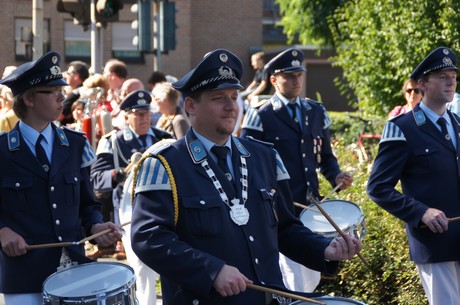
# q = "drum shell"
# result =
<box><xmin>291</xmin><ymin>296</ymin><xmax>367</xmax><ymax>304</ymax></box>
<box><xmin>43</xmin><ymin>262</ymin><xmax>137</xmax><ymax>305</ymax></box>
<box><xmin>299</xmin><ymin>200</ymin><xmax>366</xmax><ymax>240</ymax></box>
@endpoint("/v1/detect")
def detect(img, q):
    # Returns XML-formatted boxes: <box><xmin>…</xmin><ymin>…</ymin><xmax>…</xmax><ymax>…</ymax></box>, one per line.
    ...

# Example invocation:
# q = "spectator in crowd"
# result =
<box><xmin>240</xmin><ymin>48</ymin><xmax>353</xmax><ymax>293</ymax></box>
<box><xmin>0</xmin><ymin>85</ymin><xmax>19</xmax><ymax>131</ymax></box>
<box><xmin>147</xmin><ymin>70</ymin><xmax>167</xmax><ymax>91</ymax></box>
<box><xmin>90</xmin><ymin>90</ymin><xmax>173</xmax><ymax>261</ymax></box>
<box><xmin>152</xmin><ymin>81</ymin><xmax>190</xmax><ymax>139</ymax></box>
<box><xmin>60</xmin><ymin>61</ymin><xmax>90</xmax><ymax>126</ymax></box>
<box><xmin>368</xmin><ymin>46</ymin><xmax>460</xmax><ymax>305</ymax></box>
<box><xmin>239</xmin><ymin>51</ymin><xmax>272</xmax><ymax>104</ymax></box>
<box><xmin>130</xmin><ymin>48</ymin><xmax>362</xmax><ymax>305</ymax></box>
<box><xmin>0</xmin><ymin>51</ymin><xmax>121</xmax><ymax>305</ymax></box>
<box><xmin>66</xmin><ymin>99</ymin><xmax>86</xmax><ymax>132</ymax></box>
<box><xmin>447</xmin><ymin>92</ymin><xmax>460</xmax><ymax>116</ymax></box>
<box><xmin>103</xmin><ymin>59</ymin><xmax>128</xmax><ymax>104</ymax></box>
<box><xmin>389</xmin><ymin>78</ymin><xmax>423</xmax><ymax>118</ymax></box>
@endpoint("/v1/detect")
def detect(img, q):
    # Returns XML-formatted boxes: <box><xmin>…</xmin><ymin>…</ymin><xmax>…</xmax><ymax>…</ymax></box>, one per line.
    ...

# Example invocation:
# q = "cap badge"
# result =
<box><xmin>443</xmin><ymin>57</ymin><xmax>453</xmax><ymax>65</ymax></box>
<box><xmin>291</xmin><ymin>59</ymin><xmax>301</xmax><ymax>67</ymax></box>
<box><xmin>50</xmin><ymin>66</ymin><xmax>61</xmax><ymax>76</ymax></box>
<box><xmin>52</xmin><ymin>56</ymin><xmax>58</xmax><ymax>64</ymax></box>
<box><xmin>137</xmin><ymin>98</ymin><xmax>147</xmax><ymax>105</ymax></box>
<box><xmin>443</xmin><ymin>48</ymin><xmax>450</xmax><ymax>55</ymax></box>
<box><xmin>138</xmin><ymin>92</ymin><xmax>145</xmax><ymax>98</ymax></box>
<box><xmin>219</xmin><ymin>53</ymin><xmax>228</xmax><ymax>63</ymax></box>
<box><xmin>219</xmin><ymin>66</ymin><xmax>234</xmax><ymax>77</ymax></box>
<box><xmin>292</xmin><ymin>50</ymin><xmax>298</xmax><ymax>57</ymax></box>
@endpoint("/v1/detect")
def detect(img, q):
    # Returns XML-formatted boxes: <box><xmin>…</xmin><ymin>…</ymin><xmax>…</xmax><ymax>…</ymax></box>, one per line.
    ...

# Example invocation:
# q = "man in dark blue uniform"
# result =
<box><xmin>240</xmin><ymin>48</ymin><xmax>353</xmax><ymax>292</ymax></box>
<box><xmin>367</xmin><ymin>46</ymin><xmax>460</xmax><ymax>305</ymax></box>
<box><xmin>130</xmin><ymin>49</ymin><xmax>362</xmax><ymax>305</ymax></box>
<box><xmin>0</xmin><ymin>51</ymin><xmax>122</xmax><ymax>305</ymax></box>
<box><xmin>89</xmin><ymin>90</ymin><xmax>172</xmax><ymax>260</ymax></box>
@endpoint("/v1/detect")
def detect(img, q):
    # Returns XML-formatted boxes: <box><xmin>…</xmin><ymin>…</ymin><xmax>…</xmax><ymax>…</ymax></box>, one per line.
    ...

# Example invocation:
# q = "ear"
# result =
<box><xmin>270</xmin><ymin>74</ymin><xmax>277</xmax><ymax>86</ymax></box>
<box><xmin>184</xmin><ymin>97</ymin><xmax>196</xmax><ymax>116</ymax></box>
<box><xmin>23</xmin><ymin>92</ymin><xmax>35</xmax><ymax>108</ymax></box>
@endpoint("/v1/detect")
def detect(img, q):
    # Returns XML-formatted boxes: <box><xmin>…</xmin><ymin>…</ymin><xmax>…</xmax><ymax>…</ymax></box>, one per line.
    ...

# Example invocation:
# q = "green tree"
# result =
<box><xmin>276</xmin><ymin>0</ymin><xmax>460</xmax><ymax>115</ymax></box>
<box><xmin>276</xmin><ymin>0</ymin><xmax>345</xmax><ymax>47</ymax></box>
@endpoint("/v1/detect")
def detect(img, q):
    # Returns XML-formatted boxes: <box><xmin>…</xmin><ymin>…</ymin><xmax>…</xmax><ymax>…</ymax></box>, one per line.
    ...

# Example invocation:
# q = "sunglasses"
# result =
<box><xmin>406</xmin><ymin>88</ymin><xmax>421</xmax><ymax>94</ymax></box>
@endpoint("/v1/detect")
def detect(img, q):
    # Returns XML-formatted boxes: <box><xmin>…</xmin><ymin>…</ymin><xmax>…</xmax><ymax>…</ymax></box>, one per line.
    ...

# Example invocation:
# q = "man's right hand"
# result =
<box><xmin>112</xmin><ymin>168</ymin><xmax>127</xmax><ymax>184</ymax></box>
<box><xmin>0</xmin><ymin>227</ymin><xmax>28</xmax><ymax>257</ymax></box>
<box><xmin>213</xmin><ymin>264</ymin><xmax>252</xmax><ymax>297</ymax></box>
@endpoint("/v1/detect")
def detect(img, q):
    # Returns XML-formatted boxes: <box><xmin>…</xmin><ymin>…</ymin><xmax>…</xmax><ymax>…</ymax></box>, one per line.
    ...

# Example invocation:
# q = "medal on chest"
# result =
<box><xmin>201</xmin><ymin>157</ymin><xmax>249</xmax><ymax>226</ymax></box>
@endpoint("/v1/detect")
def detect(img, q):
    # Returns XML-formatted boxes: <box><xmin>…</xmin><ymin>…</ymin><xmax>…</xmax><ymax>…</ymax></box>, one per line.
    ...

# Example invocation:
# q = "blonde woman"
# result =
<box><xmin>152</xmin><ymin>82</ymin><xmax>190</xmax><ymax>139</ymax></box>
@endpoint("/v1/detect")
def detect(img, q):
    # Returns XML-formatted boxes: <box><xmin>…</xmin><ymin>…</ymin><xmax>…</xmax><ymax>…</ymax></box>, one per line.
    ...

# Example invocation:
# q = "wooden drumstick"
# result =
<box><xmin>294</xmin><ymin>202</ymin><xmax>321</xmax><ymax>213</ymax></box>
<box><xmin>309</xmin><ymin>196</ymin><xmax>371</xmax><ymax>269</ymax></box>
<box><xmin>26</xmin><ymin>221</ymin><xmax>131</xmax><ymax>250</ymax></box>
<box><xmin>246</xmin><ymin>283</ymin><xmax>325</xmax><ymax>305</ymax></box>
<box><xmin>77</xmin><ymin>221</ymin><xmax>131</xmax><ymax>244</ymax></box>
<box><xmin>320</xmin><ymin>182</ymin><xmax>343</xmax><ymax>203</ymax></box>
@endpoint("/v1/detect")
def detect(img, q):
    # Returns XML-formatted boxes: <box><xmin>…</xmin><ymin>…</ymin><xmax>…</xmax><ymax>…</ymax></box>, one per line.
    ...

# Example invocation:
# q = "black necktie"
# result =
<box><xmin>36</xmin><ymin>134</ymin><xmax>50</xmax><ymax>172</ymax></box>
<box><xmin>211</xmin><ymin>145</ymin><xmax>233</xmax><ymax>182</ymax></box>
<box><xmin>139</xmin><ymin>134</ymin><xmax>148</xmax><ymax>150</ymax></box>
<box><xmin>437</xmin><ymin>117</ymin><xmax>452</xmax><ymax>143</ymax></box>
<box><xmin>287</xmin><ymin>103</ymin><xmax>299</xmax><ymax>123</ymax></box>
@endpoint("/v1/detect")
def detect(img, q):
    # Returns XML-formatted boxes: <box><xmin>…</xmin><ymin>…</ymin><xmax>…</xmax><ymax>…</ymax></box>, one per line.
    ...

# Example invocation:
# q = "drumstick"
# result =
<box><xmin>77</xmin><ymin>221</ymin><xmax>131</xmax><ymax>244</ymax></box>
<box><xmin>294</xmin><ymin>202</ymin><xmax>321</xmax><ymax>213</ymax></box>
<box><xmin>26</xmin><ymin>221</ymin><xmax>131</xmax><ymax>250</ymax></box>
<box><xmin>320</xmin><ymin>182</ymin><xmax>343</xmax><ymax>203</ymax></box>
<box><xmin>309</xmin><ymin>196</ymin><xmax>372</xmax><ymax>269</ymax></box>
<box><xmin>246</xmin><ymin>283</ymin><xmax>325</xmax><ymax>305</ymax></box>
<box><xmin>26</xmin><ymin>241</ymin><xmax>78</xmax><ymax>250</ymax></box>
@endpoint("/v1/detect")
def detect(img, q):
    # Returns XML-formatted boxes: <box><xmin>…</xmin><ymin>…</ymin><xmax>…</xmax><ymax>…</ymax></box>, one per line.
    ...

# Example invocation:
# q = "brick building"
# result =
<box><xmin>0</xmin><ymin>0</ymin><xmax>353</xmax><ymax>111</ymax></box>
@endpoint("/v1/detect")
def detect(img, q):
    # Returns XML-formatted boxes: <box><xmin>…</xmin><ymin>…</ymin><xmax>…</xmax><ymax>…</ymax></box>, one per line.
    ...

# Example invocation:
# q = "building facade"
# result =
<box><xmin>0</xmin><ymin>0</ymin><xmax>353</xmax><ymax>111</ymax></box>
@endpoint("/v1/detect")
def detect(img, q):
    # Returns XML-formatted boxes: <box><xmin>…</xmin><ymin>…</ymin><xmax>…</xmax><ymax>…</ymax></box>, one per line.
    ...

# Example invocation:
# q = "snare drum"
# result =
<box><xmin>299</xmin><ymin>200</ymin><xmax>366</xmax><ymax>240</ymax></box>
<box><xmin>43</xmin><ymin>262</ymin><xmax>137</xmax><ymax>305</ymax></box>
<box><xmin>291</xmin><ymin>296</ymin><xmax>367</xmax><ymax>304</ymax></box>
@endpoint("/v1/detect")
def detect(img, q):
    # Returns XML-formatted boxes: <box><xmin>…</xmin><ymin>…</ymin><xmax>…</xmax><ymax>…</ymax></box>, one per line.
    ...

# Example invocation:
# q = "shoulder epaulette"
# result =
<box><xmin>146</xmin><ymin>138</ymin><xmax>176</xmax><ymax>157</ymax></box>
<box><xmin>245</xmin><ymin>135</ymin><xmax>274</xmax><ymax>148</ymax></box>
<box><xmin>62</xmin><ymin>126</ymin><xmax>86</xmax><ymax>136</ymax></box>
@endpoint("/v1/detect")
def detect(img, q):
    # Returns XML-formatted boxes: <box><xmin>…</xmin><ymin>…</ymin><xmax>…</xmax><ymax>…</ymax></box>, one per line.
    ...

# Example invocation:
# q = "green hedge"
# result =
<box><xmin>314</xmin><ymin>112</ymin><xmax>428</xmax><ymax>305</ymax></box>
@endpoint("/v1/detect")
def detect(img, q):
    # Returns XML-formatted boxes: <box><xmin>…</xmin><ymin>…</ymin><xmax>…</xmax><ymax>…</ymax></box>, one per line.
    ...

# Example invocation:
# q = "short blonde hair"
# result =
<box><xmin>152</xmin><ymin>82</ymin><xmax>180</xmax><ymax>107</ymax></box>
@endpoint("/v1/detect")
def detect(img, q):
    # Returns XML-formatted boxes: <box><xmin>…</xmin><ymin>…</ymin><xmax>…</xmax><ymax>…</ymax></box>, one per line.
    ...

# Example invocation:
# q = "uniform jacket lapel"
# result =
<box><xmin>270</xmin><ymin>95</ymin><xmax>301</xmax><ymax>133</ymax></box>
<box><xmin>414</xmin><ymin>105</ymin><xmax>456</xmax><ymax>152</ymax></box>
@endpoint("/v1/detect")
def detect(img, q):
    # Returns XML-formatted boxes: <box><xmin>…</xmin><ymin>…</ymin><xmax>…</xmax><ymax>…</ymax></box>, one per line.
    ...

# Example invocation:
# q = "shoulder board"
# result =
<box><xmin>146</xmin><ymin>138</ymin><xmax>176</xmax><ymax>157</ymax></box>
<box><xmin>102</xmin><ymin>129</ymin><xmax>117</xmax><ymax>139</ymax></box>
<box><xmin>250</xmin><ymin>97</ymin><xmax>269</xmax><ymax>109</ymax></box>
<box><xmin>380</xmin><ymin>121</ymin><xmax>406</xmax><ymax>143</ymax></box>
<box><xmin>245</xmin><ymin>135</ymin><xmax>274</xmax><ymax>147</ymax></box>
<box><xmin>62</xmin><ymin>126</ymin><xmax>86</xmax><ymax>136</ymax></box>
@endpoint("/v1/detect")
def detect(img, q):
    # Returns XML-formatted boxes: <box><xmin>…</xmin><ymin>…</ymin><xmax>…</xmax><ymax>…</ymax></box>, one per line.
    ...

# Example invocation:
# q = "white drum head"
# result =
<box><xmin>299</xmin><ymin>200</ymin><xmax>364</xmax><ymax>238</ymax></box>
<box><xmin>43</xmin><ymin>262</ymin><xmax>135</xmax><ymax>299</ymax></box>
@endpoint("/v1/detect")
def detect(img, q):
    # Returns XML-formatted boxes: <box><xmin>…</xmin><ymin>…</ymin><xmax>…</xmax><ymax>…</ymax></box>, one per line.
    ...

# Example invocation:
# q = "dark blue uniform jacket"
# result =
<box><xmin>0</xmin><ymin>123</ymin><xmax>102</xmax><ymax>293</ymax></box>
<box><xmin>240</xmin><ymin>95</ymin><xmax>341</xmax><ymax>209</ymax></box>
<box><xmin>130</xmin><ymin>129</ymin><xmax>338</xmax><ymax>305</ymax></box>
<box><xmin>367</xmin><ymin>104</ymin><xmax>460</xmax><ymax>263</ymax></box>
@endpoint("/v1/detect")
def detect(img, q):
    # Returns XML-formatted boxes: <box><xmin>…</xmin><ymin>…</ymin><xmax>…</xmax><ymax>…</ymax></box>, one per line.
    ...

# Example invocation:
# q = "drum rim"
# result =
<box><xmin>299</xmin><ymin>200</ymin><xmax>365</xmax><ymax>238</ymax></box>
<box><xmin>291</xmin><ymin>295</ymin><xmax>366</xmax><ymax>304</ymax></box>
<box><xmin>43</xmin><ymin>261</ymin><xmax>136</xmax><ymax>300</ymax></box>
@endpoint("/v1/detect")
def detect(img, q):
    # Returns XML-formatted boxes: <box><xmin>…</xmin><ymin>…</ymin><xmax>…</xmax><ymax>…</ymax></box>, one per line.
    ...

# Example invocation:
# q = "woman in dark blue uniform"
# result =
<box><xmin>0</xmin><ymin>51</ymin><xmax>122</xmax><ymax>305</ymax></box>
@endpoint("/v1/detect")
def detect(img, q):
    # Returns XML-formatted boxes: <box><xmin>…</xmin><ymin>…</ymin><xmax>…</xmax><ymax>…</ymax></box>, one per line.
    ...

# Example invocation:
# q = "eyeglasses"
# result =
<box><xmin>35</xmin><ymin>89</ymin><xmax>65</xmax><ymax>97</ymax></box>
<box><xmin>406</xmin><ymin>88</ymin><xmax>421</xmax><ymax>94</ymax></box>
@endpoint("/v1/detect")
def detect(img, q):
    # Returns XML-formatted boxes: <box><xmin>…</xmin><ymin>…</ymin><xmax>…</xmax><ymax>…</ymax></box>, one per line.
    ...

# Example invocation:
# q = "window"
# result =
<box><xmin>64</xmin><ymin>21</ymin><xmax>91</xmax><ymax>61</ymax></box>
<box><xmin>15</xmin><ymin>18</ymin><xmax>50</xmax><ymax>61</ymax></box>
<box><xmin>111</xmin><ymin>22</ymin><xmax>143</xmax><ymax>63</ymax></box>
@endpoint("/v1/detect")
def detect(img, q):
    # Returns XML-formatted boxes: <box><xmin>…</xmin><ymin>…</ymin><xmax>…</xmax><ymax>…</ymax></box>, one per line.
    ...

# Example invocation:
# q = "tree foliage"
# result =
<box><xmin>276</xmin><ymin>0</ymin><xmax>460</xmax><ymax>115</ymax></box>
